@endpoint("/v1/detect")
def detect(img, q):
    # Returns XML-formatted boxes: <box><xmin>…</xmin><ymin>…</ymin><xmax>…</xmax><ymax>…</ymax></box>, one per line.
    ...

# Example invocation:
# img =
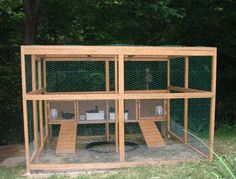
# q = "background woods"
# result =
<box><xmin>0</xmin><ymin>0</ymin><xmax>235</xmax><ymax>145</ymax></box>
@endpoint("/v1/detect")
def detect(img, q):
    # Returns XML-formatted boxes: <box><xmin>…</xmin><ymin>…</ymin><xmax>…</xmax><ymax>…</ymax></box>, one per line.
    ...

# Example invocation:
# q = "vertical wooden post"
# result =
<box><xmin>209</xmin><ymin>52</ymin><xmax>217</xmax><ymax>159</ymax></box>
<box><xmin>21</xmin><ymin>50</ymin><xmax>30</xmax><ymax>173</ymax></box>
<box><xmin>31</xmin><ymin>55</ymin><xmax>38</xmax><ymax>150</ymax></box>
<box><xmin>38</xmin><ymin>60</ymin><xmax>44</xmax><ymax>148</ymax></box>
<box><xmin>43</xmin><ymin>60</ymin><xmax>48</xmax><ymax>141</ymax></box>
<box><xmin>184</xmin><ymin>57</ymin><xmax>189</xmax><ymax>143</ymax></box>
<box><xmin>74</xmin><ymin>100</ymin><xmax>77</xmax><ymax>122</ymax></box>
<box><xmin>136</xmin><ymin>100</ymin><xmax>139</xmax><ymax>120</ymax></box>
<box><xmin>115</xmin><ymin>99</ymin><xmax>119</xmax><ymax>152</ymax></box>
<box><xmin>115</xmin><ymin>56</ymin><xmax>119</xmax><ymax>152</ymax></box>
<box><xmin>167</xmin><ymin>59</ymin><xmax>170</xmax><ymax>133</ymax></box>
<box><xmin>115</xmin><ymin>56</ymin><xmax>118</xmax><ymax>92</ymax></box>
<box><xmin>118</xmin><ymin>54</ymin><xmax>125</xmax><ymax>162</ymax></box>
<box><xmin>76</xmin><ymin>101</ymin><xmax>79</xmax><ymax>123</ymax></box>
<box><xmin>105</xmin><ymin>61</ymin><xmax>110</xmax><ymax>141</ymax></box>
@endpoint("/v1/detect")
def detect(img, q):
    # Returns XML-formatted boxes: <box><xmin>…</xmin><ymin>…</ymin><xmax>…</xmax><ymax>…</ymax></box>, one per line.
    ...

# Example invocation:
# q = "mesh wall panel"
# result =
<box><xmin>46</xmin><ymin>61</ymin><xmax>106</xmax><ymax>92</ymax></box>
<box><xmin>124</xmin><ymin>61</ymin><xmax>167</xmax><ymax>90</ymax></box>
<box><xmin>25</xmin><ymin>55</ymin><xmax>32</xmax><ymax>93</ymax></box>
<box><xmin>27</xmin><ymin>100</ymin><xmax>34</xmax><ymax>156</ymax></box>
<box><xmin>188</xmin><ymin>98</ymin><xmax>210</xmax><ymax>155</ymax></box>
<box><xmin>189</xmin><ymin>56</ymin><xmax>212</xmax><ymax>91</ymax></box>
<box><xmin>109</xmin><ymin>61</ymin><xmax>115</xmax><ymax>91</ymax></box>
<box><xmin>170</xmin><ymin>57</ymin><xmax>184</xmax><ymax>87</ymax></box>
<box><xmin>170</xmin><ymin>99</ymin><xmax>184</xmax><ymax>139</ymax></box>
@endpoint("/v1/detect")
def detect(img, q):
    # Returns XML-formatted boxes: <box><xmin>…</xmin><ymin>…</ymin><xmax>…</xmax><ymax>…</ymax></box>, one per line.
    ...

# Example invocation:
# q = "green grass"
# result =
<box><xmin>0</xmin><ymin>125</ymin><xmax>235</xmax><ymax>179</ymax></box>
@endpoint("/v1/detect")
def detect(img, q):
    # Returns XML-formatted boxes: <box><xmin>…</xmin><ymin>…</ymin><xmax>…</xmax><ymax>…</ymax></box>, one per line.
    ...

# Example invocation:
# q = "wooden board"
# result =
<box><xmin>139</xmin><ymin>120</ymin><xmax>165</xmax><ymax>148</ymax></box>
<box><xmin>56</xmin><ymin>121</ymin><xmax>77</xmax><ymax>154</ymax></box>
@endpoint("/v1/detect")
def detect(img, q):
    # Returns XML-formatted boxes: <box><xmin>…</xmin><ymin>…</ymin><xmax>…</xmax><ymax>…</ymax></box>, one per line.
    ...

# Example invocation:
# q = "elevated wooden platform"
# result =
<box><xmin>139</xmin><ymin>120</ymin><xmax>165</xmax><ymax>148</ymax></box>
<box><xmin>56</xmin><ymin>121</ymin><xmax>77</xmax><ymax>154</ymax></box>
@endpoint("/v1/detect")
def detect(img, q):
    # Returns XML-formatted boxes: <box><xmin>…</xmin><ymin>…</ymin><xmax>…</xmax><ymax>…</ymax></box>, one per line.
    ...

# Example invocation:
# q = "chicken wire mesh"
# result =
<box><xmin>124</xmin><ymin>61</ymin><xmax>167</xmax><ymax>90</ymax></box>
<box><xmin>23</xmin><ymin>54</ymin><xmax>214</xmax><ymax>166</ymax></box>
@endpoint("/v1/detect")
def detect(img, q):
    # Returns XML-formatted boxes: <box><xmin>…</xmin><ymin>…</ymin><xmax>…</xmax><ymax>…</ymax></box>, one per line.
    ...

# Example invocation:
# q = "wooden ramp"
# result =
<box><xmin>56</xmin><ymin>121</ymin><xmax>77</xmax><ymax>154</ymax></box>
<box><xmin>139</xmin><ymin>120</ymin><xmax>165</xmax><ymax>148</ymax></box>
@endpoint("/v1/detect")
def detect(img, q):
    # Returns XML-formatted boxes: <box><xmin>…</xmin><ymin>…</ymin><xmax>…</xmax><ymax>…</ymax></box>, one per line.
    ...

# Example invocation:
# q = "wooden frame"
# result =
<box><xmin>21</xmin><ymin>46</ymin><xmax>217</xmax><ymax>173</ymax></box>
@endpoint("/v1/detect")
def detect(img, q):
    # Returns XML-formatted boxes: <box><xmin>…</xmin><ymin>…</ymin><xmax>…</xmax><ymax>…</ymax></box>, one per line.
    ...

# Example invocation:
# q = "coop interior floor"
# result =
<box><xmin>33</xmin><ymin>135</ymin><xmax>204</xmax><ymax>164</ymax></box>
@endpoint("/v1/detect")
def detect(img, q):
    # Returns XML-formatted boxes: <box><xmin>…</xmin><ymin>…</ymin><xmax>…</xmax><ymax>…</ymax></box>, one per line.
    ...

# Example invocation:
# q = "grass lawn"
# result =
<box><xmin>0</xmin><ymin>125</ymin><xmax>235</xmax><ymax>179</ymax></box>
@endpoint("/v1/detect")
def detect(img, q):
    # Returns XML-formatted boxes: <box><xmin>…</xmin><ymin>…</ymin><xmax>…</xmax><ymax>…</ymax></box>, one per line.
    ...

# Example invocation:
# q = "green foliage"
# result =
<box><xmin>0</xmin><ymin>0</ymin><xmax>235</xmax><ymax>145</ymax></box>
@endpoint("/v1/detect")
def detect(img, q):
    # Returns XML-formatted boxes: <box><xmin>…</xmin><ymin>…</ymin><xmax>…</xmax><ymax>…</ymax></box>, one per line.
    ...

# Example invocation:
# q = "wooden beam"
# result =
<box><xmin>115</xmin><ymin>56</ymin><xmax>119</xmax><ymax>152</ymax></box>
<box><xmin>167</xmin><ymin>59</ymin><xmax>170</xmax><ymax>133</ymax></box>
<box><xmin>38</xmin><ymin>60</ymin><xmax>44</xmax><ymax>148</ymax></box>
<box><xmin>115</xmin><ymin>99</ymin><xmax>118</xmax><ymax>152</ymax></box>
<box><xmin>118</xmin><ymin>54</ymin><xmax>125</xmax><ymax>161</ymax></box>
<box><xmin>43</xmin><ymin>60</ymin><xmax>48</xmax><ymax>141</ymax></box>
<box><xmin>105</xmin><ymin>61</ymin><xmax>110</xmax><ymax>141</ymax></box>
<box><xmin>115</xmin><ymin>56</ymin><xmax>118</xmax><ymax>92</ymax></box>
<box><xmin>74</xmin><ymin>101</ymin><xmax>77</xmax><ymax>122</ymax></box>
<box><xmin>119</xmin><ymin>99</ymin><xmax>125</xmax><ymax>161</ymax></box>
<box><xmin>21</xmin><ymin>49</ymin><xmax>30</xmax><ymax>174</ymax></box>
<box><xmin>31</xmin><ymin>55</ymin><xmax>39</xmax><ymax>152</ymax></box>
<box><xmin>27</xmin><ymin>88</ymin><xmax>46</xmax><ymax>94</ymax></box>
<box><xmin>25</xmin><ymin>92</ymin><xmax>214</xmax><ymax>101</ymax></box>
<box><xmin>30</xmin><ymin>159</ymin><xmax>196</xmax><ymax>171</ymax></box>
<box><xmin>168</xmin><ymin>85</ymin><xmax>209</xmax><ymax>93</ymax></box>
<box><xmin>209</xmin><ymin>52</ymin><xmax>217</xmax><ymax>160</ymax></box>
<box><xmin>123</xmin><ymin>92</ymin><xmax>214</xmax><ymax>100</ymax></box>
<box><xmin>22</xmin><ymin>46</ymin><xmax>216</xmax><ymax>56</ymax></box>
<box><xmin>184</xmin><ymin>57</ymin><xmax>189</xmax><ymax>144</ymax></box>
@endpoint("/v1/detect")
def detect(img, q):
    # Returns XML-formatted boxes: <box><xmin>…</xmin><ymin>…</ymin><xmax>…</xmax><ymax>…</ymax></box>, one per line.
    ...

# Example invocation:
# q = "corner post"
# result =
<box><xmin>118</xmin><ymin>54</ymin><xmax>125</xmax><ymax>162</ymax></box>
<box><xmin>21</xmin><ymin>48</ymin><xmax>30</xmax><ymax>174</ymax></box>
<box><xmin>105</xmin><ymin>60</ymin><xmax>110</xmax><ymax>141</ymax></box>
<box><xmin>31</xmin><ymin>55</ymin><xmax>39</xmax><ymax>150</ymax></box>
<box><xmin>209</xmin><ymin>50</ymin><xmax>217</xmax><ymax>159</ymax></box>
<box><xmin>184</xmin><ymin>56</ymin><xmax>189</xmax><ymax>143</ymax></box>
<box><xmin>167</xmin><ymin>58</ymin><xmax>170</xmax><ymax>133</ymax></box>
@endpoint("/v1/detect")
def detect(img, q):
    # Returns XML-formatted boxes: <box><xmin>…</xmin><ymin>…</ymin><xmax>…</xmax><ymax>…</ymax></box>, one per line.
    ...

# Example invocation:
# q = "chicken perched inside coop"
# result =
<box><xmin>21</xmin><ymin>46</ymin><xmax>216</xmax><ymax>172</ymax></box>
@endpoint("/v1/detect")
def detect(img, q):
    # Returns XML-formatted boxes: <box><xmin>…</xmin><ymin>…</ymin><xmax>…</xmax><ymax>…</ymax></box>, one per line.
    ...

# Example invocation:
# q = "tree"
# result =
<box><xmin>22</xmin><ymin>0</ymin><xmax>40</xmax><ymax>44</ymax></box>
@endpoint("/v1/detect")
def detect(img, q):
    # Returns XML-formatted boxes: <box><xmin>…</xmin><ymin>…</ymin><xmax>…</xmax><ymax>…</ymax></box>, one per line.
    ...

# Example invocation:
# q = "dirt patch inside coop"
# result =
<box><xmin>33</xmin><ymin>134</ymin><xmax>204</xmax><ymax>164</ymax></box>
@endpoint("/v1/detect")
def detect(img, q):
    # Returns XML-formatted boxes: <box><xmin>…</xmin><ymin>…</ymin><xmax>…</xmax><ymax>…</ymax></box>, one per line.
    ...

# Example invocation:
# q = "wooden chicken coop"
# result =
<box><xmin>21</xmin><ymin>46</ymin><xmax>217</xmax><ymax>173</ymax></box>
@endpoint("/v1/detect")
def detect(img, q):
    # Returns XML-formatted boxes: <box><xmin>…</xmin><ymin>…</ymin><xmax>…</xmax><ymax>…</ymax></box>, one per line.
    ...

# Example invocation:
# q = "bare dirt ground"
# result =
<box><xmin>0</xmin><ymin>144</ymin><xmax>25</xmax><ymax>167</ymax></box>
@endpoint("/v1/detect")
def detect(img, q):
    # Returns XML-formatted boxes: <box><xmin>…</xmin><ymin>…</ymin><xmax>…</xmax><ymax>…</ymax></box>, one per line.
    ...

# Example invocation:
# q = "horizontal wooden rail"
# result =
<box><xmin>30</xmin><ymin>159</ymin><xmax>197</xmax><ymax>171</ymax></box>
<box><xmin>168</xmin><ymin>86</ymin><xmax>210</xmax><ymax>93</ymax></box>
<box><xmin>27</xmin><ymin>87</ymin><xmax>46</xmax><ymax>95</ymax></box>
<box><xmin>22</xmin><ymin>46</ymin><xmax>216</xmax><ymax>56</ymax></box>
<box><xmin>25</xmin><ymin>92</ymin><xmax>214</xmax><ymax>100</ymax></box>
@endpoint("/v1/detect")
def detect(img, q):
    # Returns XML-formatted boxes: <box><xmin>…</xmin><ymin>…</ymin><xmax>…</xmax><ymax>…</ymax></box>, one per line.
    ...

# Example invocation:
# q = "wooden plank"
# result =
<box><xmin>43</xmin><ymin>60</ymin><xmax>48</xmax><ymax>141</ymax></box>
<box><xmin>105</xmin><ymin>61</ymin><xmax>110</xmax><ymax>141</ymax></box>
<box><xmin>115</xmin><ymin>55</ymin><xmax>118</xmax><ymax>92</ymax></box>
<box><xmin>27</xmin><ymin>88</ymin><xmax>46</xmax><ymax>94</ymax></box>
<box><xmin>139</xmin><ymin>120</ymin><xmax>165</xmax><ymax>148</ymax></box>
<box><xmin>167</xmin><ymin>59</ymin><xmax>170</xmax><ymax>133</ymax></box>
<box><xmin>21</xmin><ymin>49</ymin><xmax>30</xmax><ymax>173</ymax></box>
<box><xmin>118</xmin><ymin>54</ymin><xmax>125</xmax><ymax>161</ymax></box>
<box><xmin>38</xmin><ymin>60</ymin><xmax>44</xmax><ymax>148</ymax></box>
<box><xmin>115</xmin><ymin>99</ymin><xmax>118</xmax><ymax>152</ymax></box>
<box><xmin>168</xmin><ymin>85</ymin><xmax>208</xmax><ymax>93</ymax></box>
<box><xmin>30</xmin><ymin>159</ymin><xmax>196</xmax><ymax>171</ymax></box>
<box><xmin>22</xmin><ymin>46</ymin><xmax>216</xmax><ymax>56</ymax></box>
<box><xmin>123</xmin><ymin>92</ymin><xmax>214</xmax><ymax>100</ymax></box>
<box><xmin>25</xmin><ymin>92</ymin><xmax>214</xmax><ymax>101</ymax></box>
<box><xmin>44</xmin><ymin>56</ymin><xmax>168</xmax><ymax>62</ymax></box>
<box><xmin>74</xmin><ymin>101</ymin><xmax>77</xmax><ymax>122</ymax></box>
<box><xmin>56</xmin><ymin>121</ymin><xmax>77</xmax><ymax>154</ymax></box>
<box><xmin>31</xmin><ymin>55</ymin><xmax>38</xmax><ymax>151</ymax></box>
<box><xmin>125</xmin><ymin>90</ymin><xmax>169</xmax><ymax>94</ymax></box>
<box><xmin>209</xmin><ymin>52</ymin><xmax>217</xmax><ymax>160</ymax></box>
<box><xmin>184</xmin><ymin>57</ymin><xmax>189</xmax><ymax>144</ymax></box>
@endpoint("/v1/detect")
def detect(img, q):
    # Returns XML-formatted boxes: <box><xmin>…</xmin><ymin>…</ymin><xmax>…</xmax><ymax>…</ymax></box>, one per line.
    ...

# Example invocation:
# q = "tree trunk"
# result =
<box><xmin>23</xmin><ymin>0</ymin><xmax>40</xmax><ymax>45</ymax></box>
